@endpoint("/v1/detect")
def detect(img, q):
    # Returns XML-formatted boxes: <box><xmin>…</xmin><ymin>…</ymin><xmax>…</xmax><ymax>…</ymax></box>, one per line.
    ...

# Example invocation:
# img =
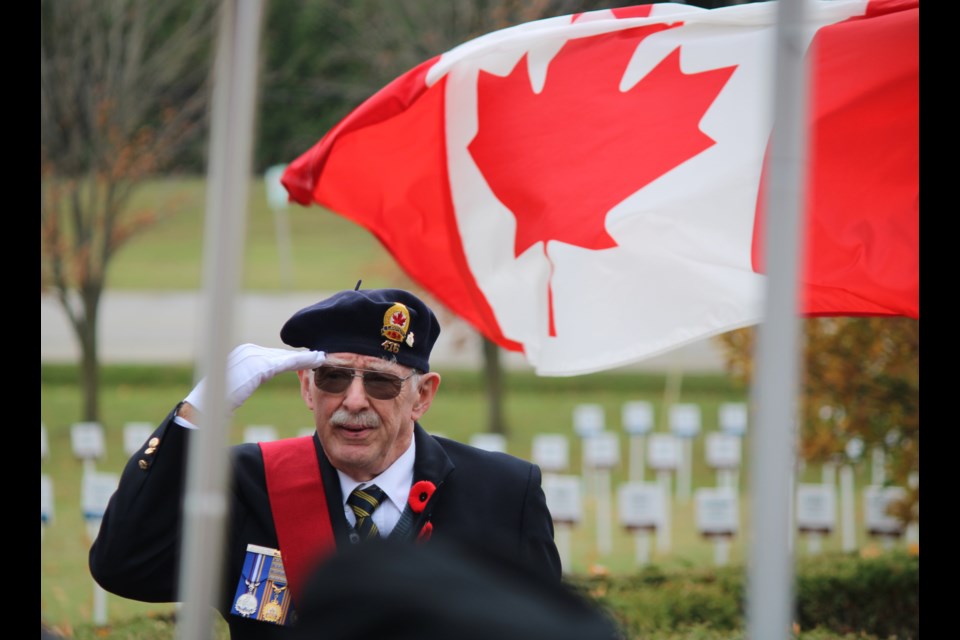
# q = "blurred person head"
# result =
<box><xmin>293</xmin><ymin>537</ymin><xmax>624</xmax><ymax>640</ymax></box>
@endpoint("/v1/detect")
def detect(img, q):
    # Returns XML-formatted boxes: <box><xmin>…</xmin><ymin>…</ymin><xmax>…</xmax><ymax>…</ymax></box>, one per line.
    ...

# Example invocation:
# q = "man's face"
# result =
<box><xmin>298</xmin><ymin>352</ymin><xmax>440</xmax><ymax>482</ymax></box>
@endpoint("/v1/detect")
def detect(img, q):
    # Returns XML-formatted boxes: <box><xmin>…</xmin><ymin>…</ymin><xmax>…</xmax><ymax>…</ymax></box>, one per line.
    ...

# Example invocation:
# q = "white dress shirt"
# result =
<box><xmin>337</xmin><ymin>438</ymin><xmax>416</xmax><ymax>538</ymax></box>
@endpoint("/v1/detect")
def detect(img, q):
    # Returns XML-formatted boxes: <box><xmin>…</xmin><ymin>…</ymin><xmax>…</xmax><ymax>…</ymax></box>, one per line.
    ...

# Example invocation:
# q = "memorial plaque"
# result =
<box><xmin>795</xmin><ymin>483</ymin><xmax>836</xmax><ymax>533</ymax></box>
<box><xmin>695</xmin><ymin>487</ymin><xmax>738</xmax><ymax>537</ymax></box>
<box><xmin>864</xmin><ymin>485</ymin><xmax>907</xmax><ymax>536</ymax></box>
<box><xmin>41</xmin><ymin>475</ymin><xmax>54</xmax><ymax>525</ymax></box>
<box><xmin>82</xmin><ymin>471</ymin><xmax>119</xmax><ymax>521</ymax></box>
<box><xmin>845</xmin><ymin>437</ymin><xmax>865</xmax><ymax>461</ymax></box>
<box><xmin>583</xmin><ymin>432</ymin><xmax>620</xmax><ymax>469</ymax></box>
<box><xmin>264</xmin><ymin>164</ymin><xmax>290</xmax><ymax>209</ymax></box>
<box><xmin>572</xmin><ymin>404</ymin><xmax>605</xmax><ymax>437</ymax></box>
<box><xmin>123</xmin><ymin>422</ymin><xmax>155</xmax><ymax>457</ymax></box>
<box><xmin>617</xmin><ymin>482</ymin><xmax>665</xmax><ymax>531</ymax></box>
<box><xmin>718</xmin><ymin>402</ymin><xmax>748</xmax><ymax>436</ymax></box>
<box><xmin>470</xmin><ymin>433</ymin><xmax>508</xmax><ymax>453</ymax></box>
<box><xmin>71</xmin><ymin>422</ymin><xmax>105</xmax><ymax>460</ymax></box>
<box><xmin>543</xmin><ymin>475</ymin><xmax>582</xmax><ymax>524</ymax></box>
<box><xmin>647</xmin><ymin>433</ymin><xmax>680</xmax><ymax>471</ymax></box>
<box><xmin>669</xmin><ymin>404</ymin><xmax>701</xmax><ymax>439</ymax></box>
<box><xmin>884</xmin><ymin>429</ymin><xmax>900</xmax><ymax>447</ymax></box>
<box><xmin>622</xmin><ymin>401</ymin><xmax>654</xmax><ymax>436</ymax></box>
<box><xmin>243</xmin><ymin>425</ymin><xmax>279</xmax><ymax>444</ymax></box>
<box><xmin>532</xmin><ymin>434</ymin><xmax>569</xmax><ymax>472</ymax></box>
<box><xmin>705</xmin><ymin>433</ymin><xmax>741</xmax><ymax>469</ymax></box>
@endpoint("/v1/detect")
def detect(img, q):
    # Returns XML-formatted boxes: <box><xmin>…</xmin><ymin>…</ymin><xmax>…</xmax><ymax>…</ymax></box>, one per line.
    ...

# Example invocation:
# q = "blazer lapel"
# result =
<box><xmin>311</xmin><ymin>433</ymin><xmax>354</xmax><ymax>546</ymax></box>
<box><xmin>406</xmin><ymin>424</ymin><xmax>455</xmax><ymax>539</ymax></box>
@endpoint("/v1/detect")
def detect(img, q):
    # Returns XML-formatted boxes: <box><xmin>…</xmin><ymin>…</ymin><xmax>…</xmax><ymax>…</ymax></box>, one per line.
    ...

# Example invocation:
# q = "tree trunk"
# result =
<box><xmin>482</xmin><ymin>337</ymin><xmax>506</xmax><ymax>436</ymax></box>
<box><xmin>77</xmin><ymin>289</ymin><xmax>102</xmax><ymax>423</ymax></box>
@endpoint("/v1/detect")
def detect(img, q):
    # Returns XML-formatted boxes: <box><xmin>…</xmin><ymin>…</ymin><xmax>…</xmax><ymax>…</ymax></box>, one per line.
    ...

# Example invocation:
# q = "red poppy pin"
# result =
<box><xmin>417</xmin><ymin>521</ymin><xmax>433</xmax><ymax>542</ymax></box>
<box><xmin>408</xmin><ymin>480</ymin><xmax>436</xmax><ymax>513</ymax></box>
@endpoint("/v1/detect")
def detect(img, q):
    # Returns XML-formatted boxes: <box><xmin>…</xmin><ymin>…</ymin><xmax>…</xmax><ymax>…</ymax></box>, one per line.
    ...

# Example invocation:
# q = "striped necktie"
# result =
<box><xmin>347</xmin><ymin>484</ymin><xmax>386</xmax><ymax>541</ymax></box>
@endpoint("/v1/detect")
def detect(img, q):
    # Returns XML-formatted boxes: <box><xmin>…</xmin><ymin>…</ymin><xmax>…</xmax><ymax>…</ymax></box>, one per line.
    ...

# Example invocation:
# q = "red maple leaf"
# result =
<box><xmin>391</xmin><ymin>311</ymin><xmax>407</xmax><ymax>327</ymax></box>
<box><xmin>468</xmin><ymin>25</ymin><xmax>737</xmax><ymax>258</ymax></box>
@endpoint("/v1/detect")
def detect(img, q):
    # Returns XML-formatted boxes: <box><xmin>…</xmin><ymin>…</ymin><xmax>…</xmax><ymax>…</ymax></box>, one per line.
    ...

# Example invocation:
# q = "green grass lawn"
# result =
<box><xmin>105</xmin><ymin>177</ymin><xmax>409</xmax><ymax>292</ymax></box>
<box><xmin>41</xmin><ymin>365</ymin><xmax>903</xmax><ymax>634</ymax></box>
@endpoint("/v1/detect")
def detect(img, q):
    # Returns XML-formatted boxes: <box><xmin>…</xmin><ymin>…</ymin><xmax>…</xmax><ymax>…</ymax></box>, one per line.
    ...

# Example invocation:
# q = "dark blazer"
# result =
<box><xmin>89</xmin><ymin>405</ymin><xmax>561</xmax><ymax>640</ymax></box>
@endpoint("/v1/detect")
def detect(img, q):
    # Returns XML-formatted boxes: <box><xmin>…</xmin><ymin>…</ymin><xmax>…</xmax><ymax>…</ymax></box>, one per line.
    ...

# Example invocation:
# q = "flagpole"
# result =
<box><xmin>176</xmin><ymin>2</ymin><xmax>264</xmax><ymax>639</ymax></box>
<box><xmin>747</xmin><ymin>0</ymin><xmax>809</xmax><ymax>638</ymax></box>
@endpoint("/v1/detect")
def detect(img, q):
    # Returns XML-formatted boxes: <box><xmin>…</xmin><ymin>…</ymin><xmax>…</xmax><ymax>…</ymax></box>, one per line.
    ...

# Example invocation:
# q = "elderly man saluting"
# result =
<box><xmin>89</xmin><ymin>286</ymin><xmax>562</xmax><ymax>639</ymax></box>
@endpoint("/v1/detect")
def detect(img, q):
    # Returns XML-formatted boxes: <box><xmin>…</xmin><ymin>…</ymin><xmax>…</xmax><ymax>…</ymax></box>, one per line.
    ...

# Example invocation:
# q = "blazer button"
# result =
<box><xmin>138</xmin><ymin>459</ymin><xmax>150</xmax><ymax>470</ymax></box>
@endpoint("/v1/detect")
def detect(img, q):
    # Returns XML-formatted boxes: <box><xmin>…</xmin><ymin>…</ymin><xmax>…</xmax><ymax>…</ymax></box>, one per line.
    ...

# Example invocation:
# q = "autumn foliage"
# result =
<box><xmin>715</xmin><ymin>317</ymin><xmax>919</xmax><ymax>524</ymax></box>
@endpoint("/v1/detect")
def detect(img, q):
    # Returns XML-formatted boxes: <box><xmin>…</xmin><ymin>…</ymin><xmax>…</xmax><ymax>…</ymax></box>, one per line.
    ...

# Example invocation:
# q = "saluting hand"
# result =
<box><xmin>184</xmin><ymin>343</ymin><xmax>326</xmax><ymax>414</ymax></box>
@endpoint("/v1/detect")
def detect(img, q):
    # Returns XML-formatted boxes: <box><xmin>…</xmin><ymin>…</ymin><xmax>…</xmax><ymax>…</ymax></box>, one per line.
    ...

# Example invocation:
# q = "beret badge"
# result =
<box><xmin>381</xmin><ymin>303</ymin><xmax>413</xmax><ymax>354</ymax></box>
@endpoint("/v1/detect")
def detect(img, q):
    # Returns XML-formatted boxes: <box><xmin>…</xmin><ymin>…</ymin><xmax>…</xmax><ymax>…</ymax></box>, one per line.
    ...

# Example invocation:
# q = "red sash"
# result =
<box><xmin>259</xmin><ymin>436</ymin><xmax>336</xmax><ymax>603</ymax></box>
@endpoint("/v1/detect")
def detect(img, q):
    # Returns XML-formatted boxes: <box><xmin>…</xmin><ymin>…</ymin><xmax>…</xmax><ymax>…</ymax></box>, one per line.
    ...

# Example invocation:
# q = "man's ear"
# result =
<box><xmin>298</xmin><ymin>369</ymin><xmax>316</xmax><ymax>411</ymax></box>
<box><xmin>411</xmin><ymin>373</ymin><xmax>441</xmax><ymax>421</ymax></box>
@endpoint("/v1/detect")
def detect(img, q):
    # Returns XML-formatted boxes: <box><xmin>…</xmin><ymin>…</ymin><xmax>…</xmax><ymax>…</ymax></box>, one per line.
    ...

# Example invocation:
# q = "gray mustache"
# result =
<box><xmin>331</xmin><ymin>409</ymin><xmax>382</xmax><ymax>428</ymax></box>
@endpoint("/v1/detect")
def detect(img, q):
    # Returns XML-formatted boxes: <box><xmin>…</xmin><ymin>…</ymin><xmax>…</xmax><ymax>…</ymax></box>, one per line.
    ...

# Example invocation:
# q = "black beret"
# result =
<box><xmin>280</xmin><ymin>288</ymin><xmax>441</xmax><ymax>372</ymax></box>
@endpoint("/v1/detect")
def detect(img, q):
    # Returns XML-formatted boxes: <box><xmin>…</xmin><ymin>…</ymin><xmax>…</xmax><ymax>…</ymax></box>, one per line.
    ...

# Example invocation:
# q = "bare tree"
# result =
<box><xmin>41</xmin><ymin>0</ymin><xmax>215</xmax><ymax>421</ymax></box>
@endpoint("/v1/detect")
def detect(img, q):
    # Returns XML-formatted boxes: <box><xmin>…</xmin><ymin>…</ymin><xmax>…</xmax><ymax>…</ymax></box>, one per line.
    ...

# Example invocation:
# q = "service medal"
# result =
<box><xmin>234</xmin><ymin>591</ymin><xmax>258</xmax><ymax>617</ymax></box>
<box><xmin>261</xmin><ymin>600</ymin><xmax>283</xmax><ymax>623</ymax></box>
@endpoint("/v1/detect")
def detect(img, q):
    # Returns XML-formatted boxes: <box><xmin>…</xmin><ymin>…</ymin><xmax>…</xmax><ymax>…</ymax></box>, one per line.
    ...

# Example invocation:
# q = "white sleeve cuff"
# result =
<box><xmin>173</xmin><ymin>414</ymin><xmax>198</xmax><ymax>430</ymax></box>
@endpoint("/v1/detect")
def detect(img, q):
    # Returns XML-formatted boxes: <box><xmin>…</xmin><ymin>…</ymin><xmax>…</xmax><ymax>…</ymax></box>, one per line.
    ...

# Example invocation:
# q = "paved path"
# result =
<box><xmin>41</xmin><ymin>291</ymin><xmax>727</xmax><ymax>373</ymax></box>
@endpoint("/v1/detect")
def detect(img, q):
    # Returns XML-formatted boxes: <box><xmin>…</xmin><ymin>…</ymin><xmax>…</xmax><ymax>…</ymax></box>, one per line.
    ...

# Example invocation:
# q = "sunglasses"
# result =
<box><xmin>312</xmin><ymin>365</ymin><xmax>417</xmax><ymax>400</ymax></box>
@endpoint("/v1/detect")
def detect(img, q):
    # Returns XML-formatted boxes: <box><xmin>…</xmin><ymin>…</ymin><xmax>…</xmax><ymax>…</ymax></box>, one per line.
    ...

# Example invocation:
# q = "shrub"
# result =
<box><xmin>794</xmin><ymin>550</ymin><xmax>919</xmax><ymax>640</ymax></box>
<box><xmin>568</xmin><ymin>550</ymin><xmax>918</xmax><ymax>640</ymax></box>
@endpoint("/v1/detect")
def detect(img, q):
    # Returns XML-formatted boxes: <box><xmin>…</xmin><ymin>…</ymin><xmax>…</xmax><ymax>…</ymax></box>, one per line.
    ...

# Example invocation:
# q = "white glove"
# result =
<box><xmin>184</xmin><ymin>343</ymin><xmax>326</xmax><ymax>413</ymax></box>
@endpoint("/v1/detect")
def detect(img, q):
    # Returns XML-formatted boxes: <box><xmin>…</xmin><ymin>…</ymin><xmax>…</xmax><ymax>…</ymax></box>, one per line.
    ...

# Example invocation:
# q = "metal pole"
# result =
<box><xmin>678</xmin><ymin>438</ymin><xmax>692</xmax><ymax>503</ymax></box>
<box><xmin>596</xmin><ymin>469</ymin><xmax>612</xmax><ymax>556</ymax></box>
<box><xmin>747</xmin><ymin>0</ymin><xmax>810</xmax><ymax>638</ymax></box>
<box><xmin>634</xmin><ymin>530</ymin><xmax>651</xmax><ymax>566</ymax></box>
<box><xmin>840</xmin><ymin>464</ymin><xmax>857</xmax><ymax>552</ymax></box>
<box><xmin>629</xmin><ymin>435</ymin><xmax>645</xmax><ymax>482</ymax></box>
<box><xmin>656</xmin><ymin>470</ymin><xmax>672</xmax><ymax>553</ymax></box>
<box><xmin>87</xmin><ymin>520</ymin><xmax>108</xmax><ymax>626</ymax></box>
<box><xmin>264</xmin><ymin>165</ymin><xmax>296</xmax><ymax>288</ymax></box>
<box><xmin>177</xmin><ymin>3</ymin><xmax>264</xmax><ymax>639</ymax></box>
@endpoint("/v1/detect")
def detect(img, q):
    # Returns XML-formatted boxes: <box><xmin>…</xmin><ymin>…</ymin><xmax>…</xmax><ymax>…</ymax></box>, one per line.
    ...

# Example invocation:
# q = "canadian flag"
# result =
<box><xmin>283</xmin><ymin>0</ymin><xmax>919</xmax><ymax>376</ymax></box>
